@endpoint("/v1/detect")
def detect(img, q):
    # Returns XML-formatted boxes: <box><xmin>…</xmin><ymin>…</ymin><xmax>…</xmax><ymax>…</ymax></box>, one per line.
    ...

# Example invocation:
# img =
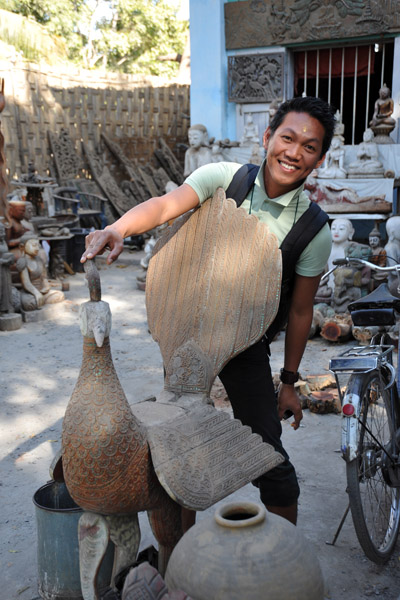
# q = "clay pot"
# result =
<box><xmin>165</xmin><ymin>502</ymin><xmax>324</xmax><ymax>600</ymax></box>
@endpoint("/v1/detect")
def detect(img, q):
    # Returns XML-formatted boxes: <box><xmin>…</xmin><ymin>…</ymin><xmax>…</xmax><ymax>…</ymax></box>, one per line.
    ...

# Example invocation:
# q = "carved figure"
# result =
<box><xmin>347</xmin><ymin>129</ymin><xmax>384</xmax><ymax>178</ymax></box>
<box><xmin>240</xmin><ymin>114</ymin><xmax>259</xmax><ymax>146</ymax></box>
<box><xmin>317</xmin><ymin>137</ymin><xmax>346</xmax><ymax>179</ymax></box>
<box><xmin>0</xmin><ymin>222</ymin><xmax>15</xmax><ymax>313</ymax></box>
<box><xmin>16</xmin><ymin>232</ymin><xmax>64</xmax><ymax>311</ymax></box>
<box><xmin>385</xmin><ymin>216</ymin><xmax>400</xmax><ymax>297</ymax></box>
<box><xmin>327</xmin><ymin>218</ymin><xmax>354</xmax><ymax>288</ymax></box>
<box><xmin>62</xmin><ymin>193</ymin><xmax>283</xmax><ymax>598</ymax></box>
<box><xmin>369</xmin><ymin>84</ymin><xmax>396</xmax><ymax>143</ymax></box>
<box><xmin>333</xmin><ymin>110</ymin><xmax>345</xmax><ymax>144</ymax></box>
<box><xmin>304</xmin><ymin>176</ymin><xmax>390</xmax><ymax>213</ymax></box>
<box><xmin>368</xmin><ymin>226</ymin><xmax>387</xmax><ymax>290</ymax></box>
<box><xmin>6</xmin><ymin>200</ymin><xmax>31</xmax><ymax>253</ymax></box>
<box><xmin>331</xmin><ymin>266</ymin><xmax>362</xmax><ymax>314</ymax></box>
<box><xmin>183</xmin><ymin>125</ymin><xmax>213</xmax><ymax>177</ymax></box>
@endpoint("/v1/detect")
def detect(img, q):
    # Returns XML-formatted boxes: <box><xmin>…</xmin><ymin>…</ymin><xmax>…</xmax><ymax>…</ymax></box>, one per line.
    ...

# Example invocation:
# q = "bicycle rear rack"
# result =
<box><xmin>329</xmin><ymin>345</ymin><xmax>394</xmax><ymax>375</ymax></box>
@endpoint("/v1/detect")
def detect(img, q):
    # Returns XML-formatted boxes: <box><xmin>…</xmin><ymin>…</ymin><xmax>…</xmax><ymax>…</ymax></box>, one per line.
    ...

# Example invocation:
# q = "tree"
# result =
<box><xmin>0</xmin><ymin>0</ymin><xmax>189</xmax><ymax>76</ymax></box>
<box><xmin>93</xmin><ymin>0</ymin><xmax>188</xmax><ymax>75</ymax></box>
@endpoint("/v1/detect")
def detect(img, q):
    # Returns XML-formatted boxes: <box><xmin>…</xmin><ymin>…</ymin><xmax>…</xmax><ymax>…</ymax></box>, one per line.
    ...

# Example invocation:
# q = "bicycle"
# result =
<box><xmin>325</xmin><ymin>256</ymin><xmax>400</xmax><ymax>564</ymax></box>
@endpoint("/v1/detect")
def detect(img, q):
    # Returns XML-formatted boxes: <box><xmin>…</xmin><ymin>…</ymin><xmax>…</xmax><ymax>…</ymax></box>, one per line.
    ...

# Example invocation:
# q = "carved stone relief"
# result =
<box><xmin>225</xmin><ymin>1</ymin><xmax>400</xmax><ymax>50</ymax></box>
<box><xmin>228</xmin><ymin>54</ymin><xmax>284</xmax><ymax>103</ymax></box>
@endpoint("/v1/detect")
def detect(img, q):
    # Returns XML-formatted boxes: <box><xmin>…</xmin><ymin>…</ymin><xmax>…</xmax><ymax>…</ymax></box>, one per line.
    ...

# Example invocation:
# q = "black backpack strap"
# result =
<box><xmin>266</xmin><ymin>201</ymin><xmax>329</xmax><ymax>340</ymax></box>
<box><xmin>280</xmin><ymin>201</ymin><xmax>329</xmax><ymax>281</ymax></box>
<box><xmin>225</xmin><ymin>163</ymin><xmax>259</xmax><ymax>207</ymax></box>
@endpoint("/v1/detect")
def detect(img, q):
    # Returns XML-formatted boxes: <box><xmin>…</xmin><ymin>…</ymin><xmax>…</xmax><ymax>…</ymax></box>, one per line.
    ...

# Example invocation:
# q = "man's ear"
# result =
<box><xmin>315</xmin><ymin>153</ymin><xmax>326</xmax><ymax>169</ymax></box>
<box><xmin>263</xmin><ymin>127</ymin><xmax>271</xmax><ymax>150</ymax></box>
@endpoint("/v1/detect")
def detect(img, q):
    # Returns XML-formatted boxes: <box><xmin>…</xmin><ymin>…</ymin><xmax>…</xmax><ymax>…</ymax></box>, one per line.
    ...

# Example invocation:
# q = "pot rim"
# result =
<box><xmin>214</xmin><ymin>502</ymin><xmax>266</xmax><ymax>529</ymax></box>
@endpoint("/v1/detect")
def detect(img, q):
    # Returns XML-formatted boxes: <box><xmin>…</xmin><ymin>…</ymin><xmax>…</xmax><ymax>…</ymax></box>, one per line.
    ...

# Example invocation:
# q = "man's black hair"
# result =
<box><xmin>269</xmin><ymin>96</ymin><xmax>336</xmax><ymax>157</ymax></box>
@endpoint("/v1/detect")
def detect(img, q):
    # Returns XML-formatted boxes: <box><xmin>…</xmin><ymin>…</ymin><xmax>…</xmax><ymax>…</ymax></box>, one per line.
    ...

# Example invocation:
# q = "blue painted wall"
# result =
<box><xmin>189</xmin><ymin>0</ymin><xmax>236</xmax><ymax>140</ymax></box>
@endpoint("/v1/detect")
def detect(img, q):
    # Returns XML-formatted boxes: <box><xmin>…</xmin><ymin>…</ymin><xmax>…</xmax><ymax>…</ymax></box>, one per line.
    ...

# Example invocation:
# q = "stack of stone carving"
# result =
<box><xmin>312</xmin><ymin>217</ymin><xmax>397</xmax><ymax>345</ymax></box>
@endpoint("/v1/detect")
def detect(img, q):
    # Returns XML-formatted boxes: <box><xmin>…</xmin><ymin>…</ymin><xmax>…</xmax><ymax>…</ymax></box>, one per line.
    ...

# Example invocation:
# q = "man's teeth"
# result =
<box><xmin>280</xmin><ymin>161</ymin><xmax>296</xmax><ymax>170</ymax></box>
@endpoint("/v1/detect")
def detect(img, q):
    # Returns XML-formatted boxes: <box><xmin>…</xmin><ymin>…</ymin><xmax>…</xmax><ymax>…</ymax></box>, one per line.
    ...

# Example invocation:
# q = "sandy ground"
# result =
<box><xmin>1</xmin><ymin>248</ymin><xmax>400</xmax><ymax>600</ymax></box>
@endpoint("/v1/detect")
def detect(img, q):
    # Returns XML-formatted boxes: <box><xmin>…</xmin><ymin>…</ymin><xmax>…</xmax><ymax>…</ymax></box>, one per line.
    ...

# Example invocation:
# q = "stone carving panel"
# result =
<box><xmin>225</xmin><ymin>0</ymin><xmax>400</xmax><ymax>49</ymax></box>
<box><xmin>228</xmin><ymin>54</ymin><xmax>284</xmax><ymax>103</ymax></box>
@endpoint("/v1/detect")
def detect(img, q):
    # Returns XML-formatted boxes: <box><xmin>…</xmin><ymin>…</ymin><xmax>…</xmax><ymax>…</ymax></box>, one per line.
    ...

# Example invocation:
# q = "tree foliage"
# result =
<box><xmin>0</xmin><ymin>0</ymin><xmax>188</xmax><ymax>76</ymax></box>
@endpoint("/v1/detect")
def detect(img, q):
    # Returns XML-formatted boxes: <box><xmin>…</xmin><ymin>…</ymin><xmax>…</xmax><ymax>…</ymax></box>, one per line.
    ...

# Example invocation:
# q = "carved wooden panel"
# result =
<box><xmin>148</xmin><ymin>405</ymin><xmax>284</xmax><ymax>511</ymax></box>
<box><xmin>146</xmin><ymin>187</ymin><xmax>282</xmax><ymax>395</ymax></box>
<box><xmin>225</xmin><ymin>0</ymin><xmax>400</xmax><ymax>49</ymax></box>
<box><xmin>228</xmin><ymin>54</ymin><xmax>284</xmax><ymax>103</ymax></box>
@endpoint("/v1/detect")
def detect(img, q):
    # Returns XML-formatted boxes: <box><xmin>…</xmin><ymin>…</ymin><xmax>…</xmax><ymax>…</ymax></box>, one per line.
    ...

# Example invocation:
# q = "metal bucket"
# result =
<box><xmin>33</xmin><ymin>481</ymin><xmax>114</xmax><ymax>600</ymax></box>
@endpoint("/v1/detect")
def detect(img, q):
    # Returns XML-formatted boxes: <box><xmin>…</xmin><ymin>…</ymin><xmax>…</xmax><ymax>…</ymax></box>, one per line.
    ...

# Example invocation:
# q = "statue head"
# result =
<box><xmin>24</xmin><ymin>201</ymin><xmax>34</xmax><ymax>220</ymax></box>
<box><xmin>363</xmin><ymin>128</ymin><xmax>374</xmax><ymax>143</ymax></box>
<box><xmin>369</xmin><ymin>226</ymin><xmax>381</xmax><ymax>249</ymax></box>
<box><xmin>379</xmin><ymin>84</ymin><xmax>391</xmax><ymax>99</ymax></box>
<box><xmin>188</xmin><ymin>124</ymin><xmax>208</xmax><ymax>149</ymax></box>
<box><xmin>331</xmin><ymin>218</ymin><xmax>354</xmax><ymax>244</ymax></box>
<box><xmin>386</xmin><ymin>216</ymin><xmax>400</xmax><ymax>242</ymax></box>
<box><xmin>20</xmin><ymin>232</ymin><xmax>40</xmax><ymax>257</ymax></box>
<box><xmin>9</xmin><ymin>200</ymin><xmax>27</xmax><ymax>220</ymax></box>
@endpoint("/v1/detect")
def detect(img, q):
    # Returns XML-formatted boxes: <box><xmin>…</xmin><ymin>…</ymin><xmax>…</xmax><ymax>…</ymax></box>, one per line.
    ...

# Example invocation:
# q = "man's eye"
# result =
<box><xmin>305</xmin><ymin>145</ymin><xmax>316</xmax><ymax>152</ymax></box>
<box><xmin>282</xmin><ymin>135</ymin><xmax>291</xmax><ymax>141</ymax></box>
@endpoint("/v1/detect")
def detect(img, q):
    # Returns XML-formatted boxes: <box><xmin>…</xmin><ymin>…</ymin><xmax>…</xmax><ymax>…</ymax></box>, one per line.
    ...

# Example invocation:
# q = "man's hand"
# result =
<box><xmin>277</xmin><ymin>383</ymin><xmax>303</xmax><ymax>430</ymax></box>
<box><xmin>80</xmin><ymin>228</ymin><xmax>124</xmax><ymax>265</ymax></box>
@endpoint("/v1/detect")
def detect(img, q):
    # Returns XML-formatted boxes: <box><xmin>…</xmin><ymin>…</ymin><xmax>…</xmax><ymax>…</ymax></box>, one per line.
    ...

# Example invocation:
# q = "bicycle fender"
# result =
<box><xmin>341</xmin><ymin>391</ymin><xmax>361</xmax><ymax>461</ymax></box>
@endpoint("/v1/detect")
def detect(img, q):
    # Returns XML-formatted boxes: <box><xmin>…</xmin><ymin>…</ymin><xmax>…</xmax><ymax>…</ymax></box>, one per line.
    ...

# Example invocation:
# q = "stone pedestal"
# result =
<box><xmin>371</xmin><ymin>125</ymin><xmax>395</xmax><ymax>144</ymax></box>
<box><xmin>0</xmin><ymin>312</ymin><xmax>22</xmax><ymax>331</ymax></box>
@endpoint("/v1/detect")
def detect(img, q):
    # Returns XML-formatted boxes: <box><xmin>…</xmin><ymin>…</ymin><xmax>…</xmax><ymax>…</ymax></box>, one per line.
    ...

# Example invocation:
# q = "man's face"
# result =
<box><xmin>263</xmin><ymin>111</ymin><xmax>326</xmax><ymax>198</ymax></box>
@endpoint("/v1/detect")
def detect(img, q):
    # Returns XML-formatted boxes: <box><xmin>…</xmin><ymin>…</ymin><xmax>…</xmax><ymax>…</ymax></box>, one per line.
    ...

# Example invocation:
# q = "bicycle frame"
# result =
<box><xmin>330</xmin><ymin>346</ymin><xmax>396</xmax><ymax>462</ymax></box>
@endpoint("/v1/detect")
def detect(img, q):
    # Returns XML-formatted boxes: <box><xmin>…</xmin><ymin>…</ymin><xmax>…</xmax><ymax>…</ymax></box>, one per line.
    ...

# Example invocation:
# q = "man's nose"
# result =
<box><xmin>285</xmin><ymin>144</ymin><xmax>301</xmax><ymax>160</ymax></box>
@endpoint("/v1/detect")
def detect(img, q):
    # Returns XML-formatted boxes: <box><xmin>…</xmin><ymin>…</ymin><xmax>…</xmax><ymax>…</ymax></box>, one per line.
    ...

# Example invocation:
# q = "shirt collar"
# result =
<box><xmin>253</xmin><ymin>158</ymin><xmax>305</xmax><ymax>209</ymax></box>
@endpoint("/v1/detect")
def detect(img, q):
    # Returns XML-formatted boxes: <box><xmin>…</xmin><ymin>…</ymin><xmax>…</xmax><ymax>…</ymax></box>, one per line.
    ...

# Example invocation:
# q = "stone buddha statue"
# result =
<box><xmin>184</xmin><ymin>124</ymin><xmax>213</xmax><ymax>177</ymax></box>
<box><xmin>369</xmin><ymin>84</ymin><xmax>396</xmax><ymax>143</ymax></box>
<box><xmin>368</xmin><ymin>226</ymin><xmax>387</xmax><ymax>290</ymax></box>
<box><xmin>347</xmin><ymin>128</ymin><xmax>384</xmax><ymax>178</ymax></box>
<box><xmin>327</xmin><ymin>218</ymin><xmax>354</xmax><ymax>287</ymax></box>
<box><xmin>317</xmin><ymin>137</ymin><xmax>347</xmax><ymax>179</ymax></box>
<box><xmin>240</xmin><ymin>114</ymin><xmax>259</xmax><ymax>146</ymax></box>
<box><xmin>16</xmin><ymin>232</ymin><xmax>64</xmax><ymax>311</ymax></box>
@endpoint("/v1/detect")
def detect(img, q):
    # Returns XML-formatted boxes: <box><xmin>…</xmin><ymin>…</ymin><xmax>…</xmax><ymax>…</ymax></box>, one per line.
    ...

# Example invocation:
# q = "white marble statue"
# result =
<box><xmin>327</xmin><ymin>218</ymin><xmax>355</xmax><ymax>288</ymax></box>
<box><xmin>385</xmin><ymin>216</ymin><xmax>400</xmax><ymax>297</ymax></box>
<box><xmin>317</xmin><ymin>137</ymin><xmax>347</xmax><ymax>179</ymax></box>
<box><xmin>347</xmin><ymin>128</ymin><xmax>384</xmax><ymax>178</ymax></box>
<box><xmin>240</xmin><ymin>114</ymin><xmax>259</xmax><ymax>146</ymax></box>
<box><xmin>333</xmin><ymin>110</ymin><xmax>345</xmax><ymax>144</ymax></box>
<box><xmin>184</xmin><ymin>124</ymin><xmax>213</xmax><ymax>177</ymax></box>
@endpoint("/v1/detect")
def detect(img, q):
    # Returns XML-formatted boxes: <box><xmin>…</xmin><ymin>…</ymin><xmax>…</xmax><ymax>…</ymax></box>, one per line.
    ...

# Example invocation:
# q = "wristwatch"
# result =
<box><xmin>280</xmin><ymin>368</ymin><xmax>299</xmax><ymax>385</ymax></box>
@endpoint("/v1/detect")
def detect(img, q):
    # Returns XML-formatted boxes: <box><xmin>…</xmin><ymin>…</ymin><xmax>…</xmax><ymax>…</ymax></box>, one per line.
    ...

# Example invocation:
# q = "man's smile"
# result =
<box><xmin>278</xmin><ymin>160</ymin><xmax>299</xmax><ymax>172</ymax></box>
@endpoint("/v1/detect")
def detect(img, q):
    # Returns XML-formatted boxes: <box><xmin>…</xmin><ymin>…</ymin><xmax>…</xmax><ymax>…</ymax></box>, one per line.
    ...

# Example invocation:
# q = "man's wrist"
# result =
<box><xmin>280</xmin><ymin>368</ymin><xmax>299</xmax><ymax>385</ymax></box>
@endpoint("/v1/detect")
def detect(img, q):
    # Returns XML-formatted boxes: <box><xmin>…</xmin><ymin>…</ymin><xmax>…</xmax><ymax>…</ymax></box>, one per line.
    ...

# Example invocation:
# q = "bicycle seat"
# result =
<box><xmin>348</xmin><ymin>283</ymin><xmax>400</xmax><ymax>327</ymax></box>
<box><xmin>348</xmin><ymin>283</ymin><xmax>400</xmax><ymax>312</ymax></box>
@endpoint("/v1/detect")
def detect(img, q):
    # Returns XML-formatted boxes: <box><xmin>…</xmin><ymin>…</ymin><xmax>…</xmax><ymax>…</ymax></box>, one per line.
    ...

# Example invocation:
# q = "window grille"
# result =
<box><xmin>294</xmin><ymin>42</ymin><xmax>394</xmax><ymax>145</ymax></box>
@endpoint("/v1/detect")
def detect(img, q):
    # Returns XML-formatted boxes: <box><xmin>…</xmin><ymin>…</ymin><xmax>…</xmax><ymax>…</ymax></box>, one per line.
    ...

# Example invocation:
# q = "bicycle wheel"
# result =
<box><xmin>346</xmin><ymin>370</ymin><xmax>400</xmax><ymax>564</ymax></box>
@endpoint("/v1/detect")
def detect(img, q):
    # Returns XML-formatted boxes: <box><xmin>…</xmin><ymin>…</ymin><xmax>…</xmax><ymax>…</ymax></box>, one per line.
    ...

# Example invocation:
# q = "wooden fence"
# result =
<box><xmin>0</xmin><ymin>60</ymin><xmax>190</xmax><ymax>179</ymax></box>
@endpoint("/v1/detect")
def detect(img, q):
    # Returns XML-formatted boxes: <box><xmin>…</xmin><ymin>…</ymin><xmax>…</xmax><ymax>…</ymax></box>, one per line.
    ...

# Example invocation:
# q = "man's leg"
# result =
<box><xmin>219</xmin><ymin>336</ymin><xmax>300</xmax><ymax>525</ymax></box>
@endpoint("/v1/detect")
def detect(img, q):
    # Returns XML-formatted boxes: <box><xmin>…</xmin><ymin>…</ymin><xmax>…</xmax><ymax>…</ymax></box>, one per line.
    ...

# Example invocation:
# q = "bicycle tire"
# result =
<box><xmin>346</xmin><ymin>370</ymin><xmax>400</xmax><ymax>564</ymax></box>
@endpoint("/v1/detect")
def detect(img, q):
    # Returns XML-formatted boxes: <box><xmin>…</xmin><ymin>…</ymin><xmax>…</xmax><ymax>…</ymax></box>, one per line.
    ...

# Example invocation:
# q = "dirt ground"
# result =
<box><xmin>1</xmin><ymin>248</ymin><xmax>400</xmax><ymax>600</ymax></box>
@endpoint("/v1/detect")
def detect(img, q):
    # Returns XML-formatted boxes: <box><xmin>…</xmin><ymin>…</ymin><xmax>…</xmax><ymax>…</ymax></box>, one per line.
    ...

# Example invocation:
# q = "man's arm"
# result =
<box><xmin>81</xmin><ymin>183</ymin><xmax>200</xmax><ymax>264</ymax></box>
<box><xmin>277</xmin><ymin>273</ymin><xmax>322</xmax><ymax>430</ymax></box>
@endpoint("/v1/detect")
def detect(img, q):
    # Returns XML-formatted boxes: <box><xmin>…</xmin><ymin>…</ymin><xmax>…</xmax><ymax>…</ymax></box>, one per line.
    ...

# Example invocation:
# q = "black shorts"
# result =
<box><xmin>219</xmin><ymin>336</ymin><xmax>300</xmax><ymax>507</ymax></box>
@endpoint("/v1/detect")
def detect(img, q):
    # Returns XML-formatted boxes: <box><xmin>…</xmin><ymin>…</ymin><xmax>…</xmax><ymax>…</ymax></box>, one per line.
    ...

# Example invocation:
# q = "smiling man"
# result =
<box><xmin>81</xmin><ymin>96</ymin><xmax>335</xmax><ymax>527</ymax></box>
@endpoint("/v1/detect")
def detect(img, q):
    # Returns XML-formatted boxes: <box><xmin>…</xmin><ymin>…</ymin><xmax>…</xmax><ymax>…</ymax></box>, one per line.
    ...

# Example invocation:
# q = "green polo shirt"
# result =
<box><xmin>184</xmin><ymin>160</ymin><xmax>332</xmax><ymax>277</ymax></box>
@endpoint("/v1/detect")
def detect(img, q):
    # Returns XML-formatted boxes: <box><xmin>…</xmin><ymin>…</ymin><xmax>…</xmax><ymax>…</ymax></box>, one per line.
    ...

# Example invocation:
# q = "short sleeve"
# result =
<box><xmin>184</xmin><ymin>162</ymin><xmax>242</xmax><ymax>204</ymax></box>
<box><xmin>295</xmin><ymin>222</ymin><xmax>332</xmax><ymax>277</ymax></box>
